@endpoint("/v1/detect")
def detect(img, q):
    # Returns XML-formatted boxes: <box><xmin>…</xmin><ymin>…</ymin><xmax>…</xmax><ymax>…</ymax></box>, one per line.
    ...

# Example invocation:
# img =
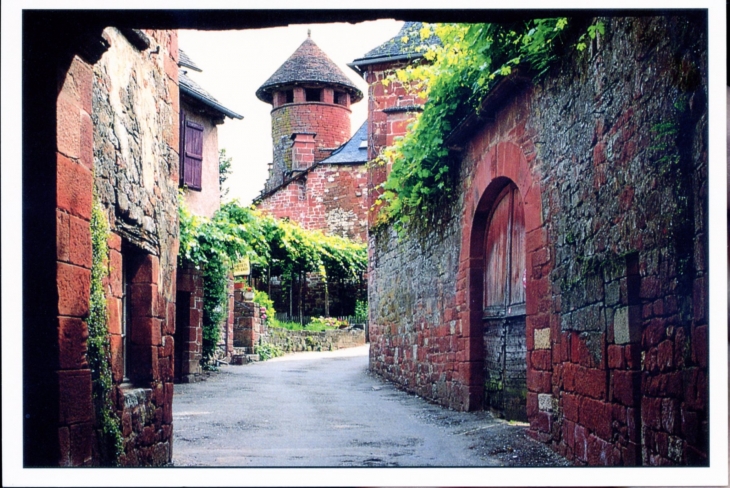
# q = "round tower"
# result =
<box><xmin>256</xmin><ymin>33</ymin><xmax>363</xmax><ymax>190</ymax></box>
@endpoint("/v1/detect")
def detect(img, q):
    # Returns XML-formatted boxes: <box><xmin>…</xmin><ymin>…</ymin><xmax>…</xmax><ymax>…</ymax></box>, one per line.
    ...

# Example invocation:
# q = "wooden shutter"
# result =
<box><xmin>484</xmin><ymin>185</ymin><xmax>526</xmax><ymax>318</ymax></box>
<box><xmin>181</xmin><ymin>115</ymin><xmax>204</xmax><ymax>191</ymax></box>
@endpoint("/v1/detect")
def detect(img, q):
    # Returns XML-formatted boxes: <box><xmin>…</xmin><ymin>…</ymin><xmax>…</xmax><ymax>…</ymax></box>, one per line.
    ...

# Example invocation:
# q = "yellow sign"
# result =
<box><xmin>233</xmin><ymin>257</ymin><xmax>251</xmax><ymax>276</ymax></box>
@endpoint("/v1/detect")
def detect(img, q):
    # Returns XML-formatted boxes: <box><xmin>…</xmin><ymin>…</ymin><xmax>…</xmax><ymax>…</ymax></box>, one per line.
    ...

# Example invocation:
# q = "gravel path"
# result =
<box><xmin>172</xmin><ymin>345</ymin><xmax>570</xmax><ymax>467</ymax></box>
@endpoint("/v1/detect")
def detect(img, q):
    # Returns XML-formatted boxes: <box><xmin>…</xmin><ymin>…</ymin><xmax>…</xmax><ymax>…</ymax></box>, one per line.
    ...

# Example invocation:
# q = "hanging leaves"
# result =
<box><xmin>374</xmin><ymin>20</ymin><xmax>577</xmax><ymax>233</ymax></box>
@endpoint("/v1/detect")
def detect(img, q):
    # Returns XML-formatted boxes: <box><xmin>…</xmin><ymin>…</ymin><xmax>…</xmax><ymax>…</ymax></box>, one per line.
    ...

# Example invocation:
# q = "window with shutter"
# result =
<box><xmin>180</xmin><ymin>112</ymin><xmax>204</xmax><ymax>191</ymax></box>
<box><xmin>484</xmin><ymin>184</ymin><xmax>526</xmax><ymax>318</ymax></box>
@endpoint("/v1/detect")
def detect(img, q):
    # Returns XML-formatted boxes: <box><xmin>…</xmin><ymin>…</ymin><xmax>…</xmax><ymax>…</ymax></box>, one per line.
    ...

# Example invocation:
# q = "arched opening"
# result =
<box><xmin>469</xmin><ymin>178</ymin><xmax>527</xmax><ymax>421</ymax></box>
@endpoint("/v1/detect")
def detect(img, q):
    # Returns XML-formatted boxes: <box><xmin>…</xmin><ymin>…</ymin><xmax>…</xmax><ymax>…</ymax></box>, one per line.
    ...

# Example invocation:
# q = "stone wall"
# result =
<box><xmin>265</xmin><ymin>327</ymin><xmax>366</xmax><ymax>353</ymax></box>
<box><xmin>174</xmin><ymin>262</ymin><xmax>203</xmax><ymax>383</ymax></box>
<box><xmin>368</xmin><ymin>16</ymin><xmax>708</xmax><ymax>466</ymax></box>
<box><xmin>91</xmin><ymin>27</ymin><xmax>179</xmax><ymax>466</ymax></box>
<box><xmin>268</xmin><ymin>97</ymin><xmax>352</xmax><ymax>190</ymax></box>
<box><xmin>257</xmin><ymin>162</ymin><xmax>369</xmax><ymax>242</ymax></box>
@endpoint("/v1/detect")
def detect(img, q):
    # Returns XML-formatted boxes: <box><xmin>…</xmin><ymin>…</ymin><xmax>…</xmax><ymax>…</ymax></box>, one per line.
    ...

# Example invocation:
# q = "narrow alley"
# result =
<box><xmin>172</xmin><ymin>345</ymin><xmax>569</xmax><ymax>467</ymax></box>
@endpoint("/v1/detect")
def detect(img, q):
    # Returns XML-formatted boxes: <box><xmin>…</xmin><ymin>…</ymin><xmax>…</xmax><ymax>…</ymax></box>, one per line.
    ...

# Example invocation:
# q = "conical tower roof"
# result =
<box><xmin>256</xmin><ymin>36</ymin><xmax>363</xmax><ymax>104</ymax></box>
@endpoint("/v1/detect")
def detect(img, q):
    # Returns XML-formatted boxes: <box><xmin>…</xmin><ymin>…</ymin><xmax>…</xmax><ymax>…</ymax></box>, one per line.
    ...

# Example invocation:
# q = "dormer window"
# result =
<box><xmin>305</xmin><ymin>88</ymin><xmax>322</xmax><ymax>102</ymax></box>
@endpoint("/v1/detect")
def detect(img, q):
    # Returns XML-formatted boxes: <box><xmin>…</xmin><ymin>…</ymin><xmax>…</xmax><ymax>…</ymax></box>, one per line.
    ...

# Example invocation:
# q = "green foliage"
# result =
<box><xmin>254</xmin><ymin>343</ymin><xmax>284</xmax><ymax>361</ymax></box>
<box><xmin>219</xmin><ymin>148</ymin><xmax>232</xmax><ymax>199</ymax></box>
<box><xmin>88</xmin><ymin>194</ymin><xmax>123</xmax><ymax>465</ymax></box>
<box><xmin>309</xmin><ymin>316</ymin><xmax>348</xmax><ymax>329</ymax></box>
<box><xmin>576</xmin><ymin>20</ymin><xmax>604</xmax><ymax>51</ymax></box>
<box><xmin>178</xmin><ymin>196</ymin><xmax>367</xmax><ymax>364</ymax></box>
<box><xmin>253</xmin><ymin>288</ymin><xmax>276</xmax><ymax>326</ymax></box>
<box><xmin>268</xmin><ymin>319</ymin><xmax>340</xmax><ymax>332</ymax></box>
<box><xmin>354</xmin><ymin>299</ymin><xmax>368</xmax><ymax>324</ymax></box>
<box><xmin>201</xmin><ymin>257</ymin><xmax>228</xmax><ymax>361</ymax></box>
<box><xmin>375</xmin><ymin>20</ymin><xmax>592</xmax><ymax>232</ymax></box>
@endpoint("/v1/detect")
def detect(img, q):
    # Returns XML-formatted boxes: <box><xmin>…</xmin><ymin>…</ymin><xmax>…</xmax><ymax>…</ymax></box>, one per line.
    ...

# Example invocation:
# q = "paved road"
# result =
<box><xmin>172</xmin><ymin>345</ymin><xmax>569</xmax><ymax>467</ymax></box>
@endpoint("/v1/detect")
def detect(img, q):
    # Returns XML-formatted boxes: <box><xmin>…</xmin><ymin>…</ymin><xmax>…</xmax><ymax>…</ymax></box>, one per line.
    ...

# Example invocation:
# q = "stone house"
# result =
<box><xmin>253</xmin><ymin>34</ymin><xmax>369</xmax><ymax>317</ymax></box>
<box><xmin>22</xmin><ymin>21</ymin><xmax>242</xmax><ymax>466</ymax></box>
<box><xmin>26</xmin><ymin>25</ymin><xmax>181</xmax><ymax>466</ymax></box>
<box><xmin>175</xmin><ymin>49</ymin><xmax>242</xmax><ymax>382</ymax></box>
<box><xmin>363</xmin><ymin>16</ymin><xmax>709</xmax><ymax>466</ymax></box>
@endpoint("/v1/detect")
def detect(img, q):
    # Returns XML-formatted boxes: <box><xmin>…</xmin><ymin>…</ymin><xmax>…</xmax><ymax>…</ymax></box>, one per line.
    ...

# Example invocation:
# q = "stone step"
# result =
<box><xmin>231</xmin><ymin>352</ymin><xmax>260</xmax><ymax>365</ymax></box>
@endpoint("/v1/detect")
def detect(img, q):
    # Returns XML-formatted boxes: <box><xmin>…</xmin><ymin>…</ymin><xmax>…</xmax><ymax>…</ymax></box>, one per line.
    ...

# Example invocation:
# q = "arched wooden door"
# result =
<box><xmin>483</xmin><ymin>183</ymin><xmax>527</xmax><ymax>420</ymax></box>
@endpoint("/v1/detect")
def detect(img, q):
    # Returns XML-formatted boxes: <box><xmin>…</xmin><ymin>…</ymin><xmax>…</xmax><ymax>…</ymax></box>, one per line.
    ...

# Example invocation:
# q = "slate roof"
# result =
<box><xmin>256</xmin><ymin>37</ymin><xmax>363</xmax><ymax>104</ymax></box>
<box><xmin>179</xmin><ymin>70</ymin><xmax>243</xmax><ymax>120</ymax></box>
<box><xmin>179</xmin><ymin>49</ymin><xmax>202</xmax><ymax>72</ymax></box>
<box><xmin>348</xmin><ymin>22</ymin><xmax>441</xmax><ymax>74</ymax></box>
<box><xmin>319</xmin><ymin>121</ymin><xmax>368</xmax><ymax>165</ymax></box>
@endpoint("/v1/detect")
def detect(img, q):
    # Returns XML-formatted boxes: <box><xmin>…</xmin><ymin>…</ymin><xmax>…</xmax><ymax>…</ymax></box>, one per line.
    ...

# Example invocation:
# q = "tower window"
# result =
<box><xmin>305</xmin><ymin>88</ymin><xmax>322</xmax><ymax>102</ymax></box>
<box><xmin>284</xmin><ymin>90</ymin><xmax>294</xmax><ymax>104</ymax></box>
<box><xmin>334</xmin><ymin>91</ymin><xmax>348</xmax><ymax>106</ymax></box>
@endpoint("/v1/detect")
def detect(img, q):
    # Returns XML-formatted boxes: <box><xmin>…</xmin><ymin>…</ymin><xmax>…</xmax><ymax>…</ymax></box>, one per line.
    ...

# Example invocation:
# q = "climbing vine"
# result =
<box><xmin>178</xmin><ymin>197</ymin><xmax>367</xmax><ymax>363</ymax></box>
<box><xmin>374</xmin><ymin>20</ymin><xmax>602</xmax><ymax>232</ymax></box>
<box><xmin>88</xmin><ymin>194</ymin><xmax>124</xmax><ymax>465</ymax></box>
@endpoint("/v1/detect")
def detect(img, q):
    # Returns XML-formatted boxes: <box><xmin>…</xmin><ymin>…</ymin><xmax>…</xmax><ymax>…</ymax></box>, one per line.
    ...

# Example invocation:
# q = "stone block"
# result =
<box><xmin>534</xmin><ymin>327</ymin><xmax>550</xmax><ymax>349</ymax></box>
<box><xmin>79</xmin><ymin>111</ymin><xmax>94</xmax><ymax>171</ymax></box>
<box><xmin>57</xmin><ymin>153</ymin><xmax>93</xmax><ymax>221</ymax></box>
<box><xmin>537</xmin><ymin>393</ymin><xmax>554</xmax><ymax>412</ymax></box>
<box><xmin>611</xmin><ymin>370</ymin><xmax>640</xmax><ymax>406</ymax></box>
<box><xmin>57</xmin><ymin>210</ymin><xmax>70</xmax><ymax>262</ymax></box>
<box><xmin>580</xmin><ymin>396</ymin><xmax>612</xmax><ymax>440</ymax></box>
<box><xmin>57</xmin><ymin>92</ymin><xmax>81</xmax><ymax>159</ymax></box>
<box><xmin>69</xmin><ymin>421</ymin><xmax>93</xmax><ymax>466</ymax></box>
<box><xmin>614</xmin><ymin>305</ymin><xmax>641</xmax><ymax>344</ymax></box>
<box><xmin>574</xmin><ymin>366</ymin><xmax>607</xmax><ymax>400</ymax></box>
<box><xmin>57</xmin><ymin>369</ymin><xmax>93</xmax><ymax>425</ymax></box>
<box><xmin>58</xmin><ymin>317</ymin><xmax>89</xmax><ymax>370</ymax></box>
<box><xmin>129</xmin><ymin>283</ymin><xmax>159</xmax><ymax>317</ymax></box>
<box><xmin>69</xmin><ymin>215</ymin><xmax>92</xmax><ymax>268</ymax></box>
<box><xmin>130</xmin><ymin>316</ymin><xmax>162</xmax><ymax>346</ymax></box>
<box><xmin>108</xmin><ymin>249</ymin><xmax>123</xmax><ymax>298</ymax></box>
<box><xmin>57</xmin><ymin>262</ymin><xmax>91</xmax><ymax>318</ymax></box>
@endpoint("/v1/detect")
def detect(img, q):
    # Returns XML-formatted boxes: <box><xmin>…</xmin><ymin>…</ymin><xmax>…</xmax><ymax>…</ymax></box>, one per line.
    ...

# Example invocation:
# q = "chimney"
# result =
<box><xmin>291</xmin><ymin>132</ymin><xmax>316</xmax><ymax>170</ymax></box>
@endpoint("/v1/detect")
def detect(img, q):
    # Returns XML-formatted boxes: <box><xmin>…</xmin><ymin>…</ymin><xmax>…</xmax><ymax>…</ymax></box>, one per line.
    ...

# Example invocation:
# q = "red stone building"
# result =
<box><xmin>253</xmin><ymin>34</ymin><xmax>369</xmax><ymax>317</ymax></box>
<box><xmin>362</xmin><ymin>18</ymin><xmax>709</xmax><ymax>466</ymax></box>
<box><xmin>254</xmin><ymin>34</ymin><xmax>369</xmax><ymax>243</ymax></box>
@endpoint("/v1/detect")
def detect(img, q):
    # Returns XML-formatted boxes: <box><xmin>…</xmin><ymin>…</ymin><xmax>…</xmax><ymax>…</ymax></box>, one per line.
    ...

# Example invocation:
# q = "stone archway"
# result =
<box><xmin>462</xmin><ymin>141</ymin><xmax>546</xmax><ymax>422</ymax></box>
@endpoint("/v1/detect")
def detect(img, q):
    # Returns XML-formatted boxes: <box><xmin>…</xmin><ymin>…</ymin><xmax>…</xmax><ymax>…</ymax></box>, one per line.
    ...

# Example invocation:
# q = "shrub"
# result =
<box><xmin>254</xmin><ymin>343</ymin><xmax>284</xmax><ymax>361</ymax></box>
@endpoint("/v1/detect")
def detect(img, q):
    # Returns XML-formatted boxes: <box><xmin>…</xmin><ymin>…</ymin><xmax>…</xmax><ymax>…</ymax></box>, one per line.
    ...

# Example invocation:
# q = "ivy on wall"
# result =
<box><xmin>374</xmin><ymin>20</ymin><xmax>603</xmax><ymax>232</ymax></box>
<box><xmin>178</xmin><ymin>196</ymin><xmax>367</xmax><ymax>363</ymax></box>
<box><xmin>88</xmin><ymin>194</ymin><xmax>124</xmax><ymax>465</ymax></box>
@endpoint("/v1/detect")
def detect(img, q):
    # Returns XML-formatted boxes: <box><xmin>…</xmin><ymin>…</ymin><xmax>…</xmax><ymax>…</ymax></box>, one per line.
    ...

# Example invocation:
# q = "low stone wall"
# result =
<box><xmin>264</xmin><ymin>327</ymin><xmax>365</xmax><ymax>353</ymax></box>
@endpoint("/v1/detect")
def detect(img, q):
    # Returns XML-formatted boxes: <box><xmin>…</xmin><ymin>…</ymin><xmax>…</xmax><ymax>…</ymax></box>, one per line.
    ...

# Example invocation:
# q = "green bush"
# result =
<box><xmin>254</xmin><ymin>343</ymin><xmax>284</xmax><ymax>361</ymax></box>
<box><xmin>253</xmin><ymin>288</ymin><xmax>277</xmax><ymax>326</ymax></box>
<box><xmin>309</xmin><ymin>316</ymin><xmax>348</xmax><ymax>329</ymax></box>
<box><xmin>354</xmin><ymin>299</ymin><xmax>368</xmax><ymax>324</ymax></box>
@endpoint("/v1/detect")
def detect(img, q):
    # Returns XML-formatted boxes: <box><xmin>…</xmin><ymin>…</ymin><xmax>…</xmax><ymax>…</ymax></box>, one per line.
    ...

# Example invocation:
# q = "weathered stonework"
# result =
<box><xmin>264</xmin><ymin>327</ymin><xmax>366</xmax><ymax>353</ymax></box>
<box><xmin>368</xmin><ymin>16</ymin><xmax>708</xmax><ymax>466</ymax></box>
<box><xmin>256</xmin><ymin>163</ymin><xmax>369</xmax><ymax>241</ymax></box>
<box><xmin>91</xmin><ymin>27</ymin><xmax>179</xmax><ymax>466</ymax></box>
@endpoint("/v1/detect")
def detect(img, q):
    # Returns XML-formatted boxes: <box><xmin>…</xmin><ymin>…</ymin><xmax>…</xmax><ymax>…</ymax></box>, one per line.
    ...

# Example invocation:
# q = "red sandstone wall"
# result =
<box><xmin>270</xmin><ymin>100</ymin><xmax>352</xmax><ymax>175</ymax></box>
<box><xmin>367</xmin><ymin>16</ymin><xmax>708</xmax><ymax>467</ymax></box>
<box><xmin>257</xmin><ymin>163</ymin><xmax>368</xmax><ymax>242</ymax></box>
<box><xmin>363</xmin><ymin>61</ymin><xmax>426</xmax><ymax>226</ymax></box>
<box><xmin>52</xmin><ymin>27</ymin><xmax>179</xmax><ymax>466</ymax></box>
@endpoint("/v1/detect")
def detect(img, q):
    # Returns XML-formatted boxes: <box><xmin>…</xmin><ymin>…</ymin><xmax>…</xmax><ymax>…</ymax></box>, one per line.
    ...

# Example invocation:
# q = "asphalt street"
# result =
<box><xmin>172</xmin><ymin>344</ymin><xmax>570</xmax><ymax>467</ymax></box>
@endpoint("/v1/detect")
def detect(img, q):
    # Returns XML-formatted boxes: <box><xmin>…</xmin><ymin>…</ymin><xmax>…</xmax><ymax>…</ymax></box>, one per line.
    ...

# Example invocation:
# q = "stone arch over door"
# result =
<box><xmin>463</xmin><ymin>141</ymin><xmax>546</xmax><ymax>421</ymax></box>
